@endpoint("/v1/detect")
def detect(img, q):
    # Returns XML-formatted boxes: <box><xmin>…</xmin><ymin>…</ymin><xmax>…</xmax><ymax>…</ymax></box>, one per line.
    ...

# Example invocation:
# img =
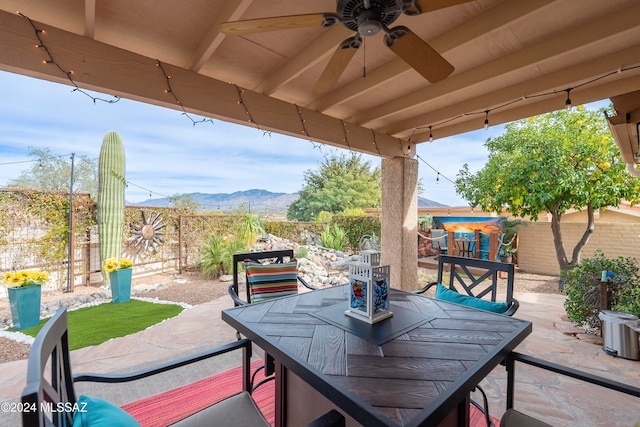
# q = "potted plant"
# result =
<box><xmin>3</xmin><ymin>270</ymin><xmax>48</xmax><ymax>330</ymax></box>
<box><xmin>500</xmin><ymin>245</ymin><xmax>518</xmax><ymax>264</ymax></box>
<box><xmin>498</xmin><ymin>218</ymin><xmax>524</xmax><ymax>263</ymax></box>
<box><xmin>104</xmin><ymin>257</ymin><xmax>134</xmax><ymax>303</ymax></box>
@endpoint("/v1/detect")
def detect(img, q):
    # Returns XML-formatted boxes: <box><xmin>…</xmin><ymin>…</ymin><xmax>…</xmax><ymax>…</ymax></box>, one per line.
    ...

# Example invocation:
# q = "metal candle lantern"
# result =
<box><xmin>346</xmin><ymin>238</ymin><xmax>393</xmax><ymax>324</ymax></box>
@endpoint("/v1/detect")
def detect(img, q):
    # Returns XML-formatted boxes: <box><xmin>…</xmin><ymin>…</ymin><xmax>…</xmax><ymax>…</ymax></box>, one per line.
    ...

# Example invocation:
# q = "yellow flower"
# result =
<box><xmin>3</xmin><ymin>272</ymin><xmax>12</xmax><ymax>283</ymax></box>
<box><xmin>118</xmin><ymin>258</ymin><xmax>134</xmax><ymax>269</ymax></box>
<box><xmin>103</xmin><ymin>257</ymin><xmax>134</xmax><ymax>272</ymax></box>
<box><xmin>103</xmin><ymin>259</ymin><xmax>118</xmax><ymax>273</ymax></box>
<box><xmin>2</xmin><ymin>269</ymin><xmax>48</xmax><ymax>288</ymax></box>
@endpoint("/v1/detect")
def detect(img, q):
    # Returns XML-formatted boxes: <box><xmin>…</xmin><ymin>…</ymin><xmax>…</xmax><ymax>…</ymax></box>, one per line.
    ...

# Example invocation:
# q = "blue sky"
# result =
<box><xmin>0</xmin><ymin>70</ymin><xmax>609</xmax><ymax>207</ymax></box>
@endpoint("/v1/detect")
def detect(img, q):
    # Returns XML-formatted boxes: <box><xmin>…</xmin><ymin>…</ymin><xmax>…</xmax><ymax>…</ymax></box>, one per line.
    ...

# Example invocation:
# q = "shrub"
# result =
<box><xmin>331</xmin><ymin>214</ymin><xmax>381</xmax><ymax>253</ymax></box>
<box><xmin>315</xmin><ymin>211</ymin><xmax>333</xmax><ymax>222</ymax></box>
<box><xmin>198</xmin><ymin>235</ymin><xmax>247</xmax><ymax>278</ymax></box>
<box><xmin>235</xmin><ymin>213</ymin><xmax>265</xmax><ymax>247</ymax></box>
<box><xmin>563</xmin><ymin>251</ymin><xmax>640</xmax><ymax>329</ymax></box>
<box><xmin>297</xmin><ymin>246</ymin><xmax>309</xmax><ymax>259</ymax></box>
<box><xmin>320</xmin><ymin>223</ymin><xmax>346</xmax><ymax>251</ymax></box>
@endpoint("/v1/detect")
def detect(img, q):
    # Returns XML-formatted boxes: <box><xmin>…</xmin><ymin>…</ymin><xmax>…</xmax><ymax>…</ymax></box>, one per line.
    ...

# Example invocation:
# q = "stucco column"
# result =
<box><xmin>381</xmin><ymin>156</ymin><xmax>418</xmax><ymax>292</ymax></box>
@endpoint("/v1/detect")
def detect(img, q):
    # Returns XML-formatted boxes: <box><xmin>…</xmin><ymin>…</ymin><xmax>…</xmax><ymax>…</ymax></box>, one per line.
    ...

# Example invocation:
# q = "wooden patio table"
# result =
<box><xmin>222</xmin><ymin>285</ymin><xmax>531</xmax><ymax>427</ymax></box>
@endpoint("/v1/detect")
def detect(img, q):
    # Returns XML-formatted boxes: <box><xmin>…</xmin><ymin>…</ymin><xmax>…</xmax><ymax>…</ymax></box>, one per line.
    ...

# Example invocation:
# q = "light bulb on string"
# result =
<box><xmin>429</xmin><ymin>126</ymin><xmax>433</xmax><ymax>142</ymax></box>
<box><xmin>436</xmin><ymin>172</ymin><xmax>440</xmax><ymax>184</ymax></box>
<box><xmin>565</xmin><ymin>88</ymin><xmax>572</xmax><ymax>110</ymax></box>
<box><xmin>484</xmin><ymin>110</ymin><xmax>490</xmax><ymax>130</ymax></box>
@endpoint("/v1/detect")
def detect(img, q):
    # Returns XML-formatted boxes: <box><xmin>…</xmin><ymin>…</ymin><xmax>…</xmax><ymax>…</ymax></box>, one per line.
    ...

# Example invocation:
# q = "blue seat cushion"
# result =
<box><xmin>73</xmin><ymin>395</ymin><xmax>141</xmax><ymax>426</ymax></box>
<box><xmin>435</xmin><ymin>283</ymin><xmax>509</xmax><ymax>314</ymax></box>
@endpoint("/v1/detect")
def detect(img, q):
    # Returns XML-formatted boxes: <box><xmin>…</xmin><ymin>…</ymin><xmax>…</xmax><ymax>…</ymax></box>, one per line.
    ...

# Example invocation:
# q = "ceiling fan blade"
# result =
<box><xmin>414</xmin><ymin>0</ymin><xmax>476</xmax><ymax>13</ymax></box>
<box><xmin>314</xmin><ymin>35</ymin><xmax>362</xmax><ymax>94</ymax></box>
<box><xmin>384</xmin><ymin>26</ymin><xmax>454</xmax><ymax>83</ymax></box>
<box><xmin>219</xmin><ymin>13</ymin><xmax>330</xmax><ymax>36</ymax></box>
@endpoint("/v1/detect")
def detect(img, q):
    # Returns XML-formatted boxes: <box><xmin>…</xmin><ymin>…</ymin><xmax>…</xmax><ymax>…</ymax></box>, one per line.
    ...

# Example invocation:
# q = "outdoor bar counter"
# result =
<box><xmin>222</xmin><ymin>285</ymin><xmax>532</xmax><ymax>427</ymax></box>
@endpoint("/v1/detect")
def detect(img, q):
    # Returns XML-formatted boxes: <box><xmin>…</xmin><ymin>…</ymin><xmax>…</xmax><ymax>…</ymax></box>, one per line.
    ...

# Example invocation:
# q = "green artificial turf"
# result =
<box><xmin>14</xmin><ymin>299</ymin><xmax>184</xmax><ymax>350</ymax></box>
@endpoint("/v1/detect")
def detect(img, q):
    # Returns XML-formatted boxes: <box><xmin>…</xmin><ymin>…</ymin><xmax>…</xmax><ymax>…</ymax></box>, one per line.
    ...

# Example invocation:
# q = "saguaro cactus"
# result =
<box><xmin>98</xmin><ymin>131</ymin><xmax>126</xmax><ymax>281</ymax></box>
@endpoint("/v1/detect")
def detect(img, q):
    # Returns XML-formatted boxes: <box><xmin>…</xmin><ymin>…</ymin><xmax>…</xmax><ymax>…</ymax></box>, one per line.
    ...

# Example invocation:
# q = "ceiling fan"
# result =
<box><xmin>219</xmin><ymin>0</ymin><xmax>474</xmax><ymax>93</ymax></box>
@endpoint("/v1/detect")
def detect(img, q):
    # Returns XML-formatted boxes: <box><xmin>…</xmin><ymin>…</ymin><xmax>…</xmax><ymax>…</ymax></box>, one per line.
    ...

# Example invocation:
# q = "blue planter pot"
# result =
<box><xmin>109</xmin><ymin>268</ymin><xmax>132</xmax><ymax>303</ymax></box>
<box><xmin>8</xmin><ymin>285</ymin><xmax>42</xmax><ymax>330</ymax></box>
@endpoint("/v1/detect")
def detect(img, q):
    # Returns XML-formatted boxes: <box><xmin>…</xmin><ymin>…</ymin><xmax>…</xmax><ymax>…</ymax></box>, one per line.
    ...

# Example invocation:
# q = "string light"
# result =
<box><xmin>18</xmin><ymin>10</ymin><xmax>640</xmax><ymax>147</ymax></box>
<box><xmin>416</xmin><ymin>64</ymin><xmax>640</xmax><ymax>140</ymax></box>
<box><xmin>234</xmin><ymin>84</ymin><xmax>270</xmax><ymax>136</ymax></box>
<box><xmin>371</xmin><ymin>128</ymin><xmax>381</xmax><ymax>155</ymax></box>
<box><xmin>416</xmin><ymin>154</ymin><xmax>455</xmax><ymax>185</ymax></box>
<box><xmin>294</xmin><ymin>103</ymin><xmax>310</xmax><ymax>137</ymax></box>
<box><xmin>0</xmin><ymin>152</ymin><xmax>74</xmax><ymax>168</ymax></box>
<box><xmin>156</xmin><ymin>60</ymin><xmax>214</xmax><ymax>126</ymax></box>
<box><xmin>20</xmin><ymin>13</ymin><xmax>119</xmax><ymax>104</ymax></box>
<box><xmin>341</xmin><ymin>120</ymin><xmax>352</xmax><ymax>151</ymax></box>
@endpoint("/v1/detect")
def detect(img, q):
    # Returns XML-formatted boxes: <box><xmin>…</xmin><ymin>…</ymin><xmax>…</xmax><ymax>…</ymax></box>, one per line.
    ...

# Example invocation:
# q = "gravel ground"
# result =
<box><xmin>0</xmin><ymin>269</ymin><xmax>562</xmax><ymax>365</ymax></box>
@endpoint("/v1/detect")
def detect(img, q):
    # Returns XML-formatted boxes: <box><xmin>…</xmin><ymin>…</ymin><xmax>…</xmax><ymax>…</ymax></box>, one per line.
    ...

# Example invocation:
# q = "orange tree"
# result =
<box><xmin>456</xmin><ymin>106</ymin><xmax>640</xmax><ymax>277</ymax></box>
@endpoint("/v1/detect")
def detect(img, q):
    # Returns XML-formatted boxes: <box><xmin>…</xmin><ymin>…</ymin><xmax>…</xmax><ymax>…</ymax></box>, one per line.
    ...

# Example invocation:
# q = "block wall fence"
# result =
<box><xmin>518</xmin><ymin>221</ymin><xmax>640</xmax><ymax>276</ymax></box>
<box><xmin>412</xmin><ymin>206</ymin><xmax>640</xmax><ymax>277</ymax></box>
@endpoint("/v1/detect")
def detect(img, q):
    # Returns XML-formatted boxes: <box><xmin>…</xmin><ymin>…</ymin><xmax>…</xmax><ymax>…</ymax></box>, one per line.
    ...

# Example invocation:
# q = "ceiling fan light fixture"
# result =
<box><xmin>357</xmin><ymin>9</ymin><xmax>383</xmax><ymax>36</ymax></box>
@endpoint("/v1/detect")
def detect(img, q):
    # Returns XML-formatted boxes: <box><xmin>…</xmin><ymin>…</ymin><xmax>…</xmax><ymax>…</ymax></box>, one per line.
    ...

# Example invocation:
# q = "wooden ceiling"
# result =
<box><xmin>1</xmin><ymin>0</ymin><xmax>640</xmax><ymax>158</ymax></box>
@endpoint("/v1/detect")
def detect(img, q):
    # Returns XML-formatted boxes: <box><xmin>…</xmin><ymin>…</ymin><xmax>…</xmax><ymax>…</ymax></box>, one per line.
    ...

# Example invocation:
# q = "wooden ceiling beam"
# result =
<box><xmin>0</xmin><ymin>9</ymin><xmax>403</xmax><ymax>158</ymax></box>
<box><xmin>410</xmin><ymin>74</ymin><xmax>640</xmax><ymax>143</ymax></box>
<box><xmin>83</xmin><ymin>0</ymin><xmax>95</xmax><ymax>39</ymax></box>
<box><xmin>189</xmin><ymin>0</ymin><xmax>254</xmax><ymax>72</ymax></box>
<box><xmin>306</xmin><ymin>0</ymin><xmax>554</xmax><ymax>113</ymax></box>
<box><xmin>255</xmin><ymin>25</ymin><xmax>352</xmax><ymax>95</ymax></box>
<box><xmin>357</xmin><ymin>1</ymin><xmax>640</xmax><ymax>128</ymax></box>
<box><xmin>385</xmin><ymin>44</ymin><xmax>640</xmax><ymax>136</ymax></box>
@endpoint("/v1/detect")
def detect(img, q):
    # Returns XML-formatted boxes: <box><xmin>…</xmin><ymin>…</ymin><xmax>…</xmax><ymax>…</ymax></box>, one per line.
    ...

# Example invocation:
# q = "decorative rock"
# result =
<box><xmin>132</xmin><ymin>284</ymin><xmax>157</xmax><ymax>293</ymax></box>
<box><xmin>576</xmin><ymin>333</ymin><xmax>603</xmax><ymax>345</ymax></box>
<box><xmin>219</xmin><ymin>275</ymin><xmax>233</xmax><ymax>282</ymax></box>
<box><xmin>252</xmin><ymin>235</ymin><xmax>350</xmax><ymax>288</ymax></box>
<box><xmin>554</xmin><ymin>321</ymin><xmax>586</xmax><ymax>335</ymax></box>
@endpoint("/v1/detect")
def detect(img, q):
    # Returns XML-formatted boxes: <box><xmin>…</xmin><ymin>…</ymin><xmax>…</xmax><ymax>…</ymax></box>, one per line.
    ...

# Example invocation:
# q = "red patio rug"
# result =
<box><xmin>121</xmin><ymin>360</ymin><xmax>498</xmax><ymax>427</ymax></box>
<box><xmin>121</xmin><ymin>360</ymin><xmax>274</xmax><ymax>427</ymax></box>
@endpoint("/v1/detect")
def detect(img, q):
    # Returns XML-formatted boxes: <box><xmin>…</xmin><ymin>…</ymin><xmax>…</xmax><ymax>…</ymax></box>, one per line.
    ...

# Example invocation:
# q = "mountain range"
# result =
<box><xmin>130</xmin><ymin>189</ymin><xmax>447</xmax><ymax>212</ymax></box>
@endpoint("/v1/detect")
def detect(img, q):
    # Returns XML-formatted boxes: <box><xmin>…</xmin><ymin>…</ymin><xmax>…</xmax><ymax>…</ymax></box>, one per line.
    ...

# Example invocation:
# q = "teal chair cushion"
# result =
<box><xmin>435</xmin><ymin>283</ymin><xmax>509</xmax><ymax>314</ymax></box>
<box><xmin>73</xmin><ymin>395</ymin><xmax>141</xmax><ymax>427</ymax></box>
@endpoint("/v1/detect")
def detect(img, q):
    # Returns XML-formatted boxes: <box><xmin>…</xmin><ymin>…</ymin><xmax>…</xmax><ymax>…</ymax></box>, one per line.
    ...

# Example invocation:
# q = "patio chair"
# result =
<box><xmin>21</xmin><ymin>306</ymin><xmax>345</xmax><ymax>427</ymax></box>
<box><xmin>414</xmin><ymin>254</ymin><xmax>519</xmax><ymax>316</ymax></box>
<box><xmin>228</xmin><ymin>249</ymin><xmax>319</xmax><ymax>389</ymax></box>
<box><xmin>430</xmin><ymin>228</ymin><xmax>448</xmax><ymax>254</ymax></box>
<box><xmin>228</xmin><ymin>249</ymin><xmax>317</xmax><ymax>307</ymax></box>
<box><xmin>495</xmin><ymin>351</ymin><xmax>640</xmax><ymax>426</ymax></box>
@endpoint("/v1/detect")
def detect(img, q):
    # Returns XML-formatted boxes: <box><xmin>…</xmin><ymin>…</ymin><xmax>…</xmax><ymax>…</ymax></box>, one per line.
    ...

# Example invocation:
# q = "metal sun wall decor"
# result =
<box><xmin>129</xmin><ymin>210</ymin><xmax>166</xmax><ymax>253</ymax></box>
<box><xmin>346</xmin><ymin>236</ymin><xmax>392</xmax><ymax>324</ymax></box>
